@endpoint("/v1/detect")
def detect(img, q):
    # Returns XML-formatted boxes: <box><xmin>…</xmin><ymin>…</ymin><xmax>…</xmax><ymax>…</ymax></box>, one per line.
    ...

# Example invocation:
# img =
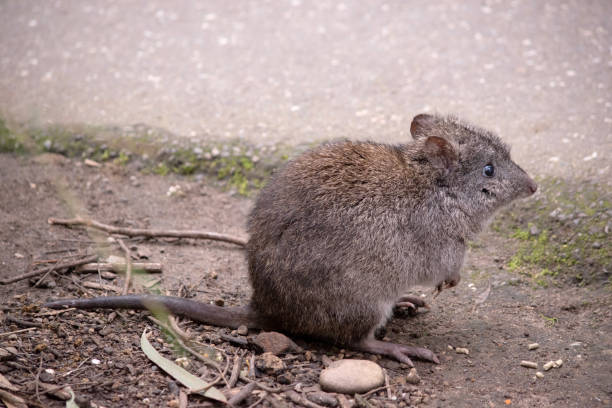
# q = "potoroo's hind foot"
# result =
<box><xmin>351</xmin><ymin>337</ymin><xmax>439</xmax><ymax>367</ymax></box>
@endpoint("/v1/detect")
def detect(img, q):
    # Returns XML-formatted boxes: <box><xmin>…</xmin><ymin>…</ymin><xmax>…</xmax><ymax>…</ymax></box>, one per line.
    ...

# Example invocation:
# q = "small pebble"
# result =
<box><xmin>535</xmin><ymin>371</ymin><xmax>544</xmax><ymax>379</ymax></box>
<box><xmin>520</xmin><ymin>360</ymin><xmax>538</xmax><ymax>369</ymax></box>
<box><xmin>253</xmin><ymin>331</ymin><xmax>301</xmax><ymax>355</ymax></box>
<box><xmin>406</xmin><ymin>368</ymin><xmax>421</xmax><ymax>385</ymax></box>
<box><xmin>255</xmin><ymin>352</ymin><xmax>286</xmax><ymax>374</ymax></box>
<box><xmin>235</xmin><ymin>325</ymin><xmax>248</xmax><ymax>336</ymax></box>
<box><xmin>528</xmin><ymin>343</ymin><xmax>539</xmax><ymax>350</ymax></box>
<box><xmin>455</xmin><ymin>347</ymin><xmax>469</xmax><ymax>355</ymax></box>
<box><xmin>543</xmin><ymin>361</ymin><xmax>555</xmax><ymax>371</ymax></box>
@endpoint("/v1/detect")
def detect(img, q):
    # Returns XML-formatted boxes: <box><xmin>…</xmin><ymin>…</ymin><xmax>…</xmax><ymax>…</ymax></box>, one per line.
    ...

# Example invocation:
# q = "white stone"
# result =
<box><xmin>319</xmin><ymin>359</ymin><xmax>384</xmax><ymax>394</ymax></box>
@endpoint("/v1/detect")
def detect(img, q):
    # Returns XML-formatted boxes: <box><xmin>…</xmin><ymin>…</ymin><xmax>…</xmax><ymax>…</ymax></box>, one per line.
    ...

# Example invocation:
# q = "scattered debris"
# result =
<box><xmin>535</xmin><ymin>371</ymin><xmax>544</xmax><ymax>379</ymax></box>
<box><xmin>455</xmin><ymin>347</ymin><xmax>470</xmax><ymax>355</ymax></box>
<box><xmin>543</xmin><ymin>359</ymin><xmax>563</xmax><ymax>371</ymax></box>
<box><xmin>406</xmin><ymin>368</ymin><xmax>421</xmax><ymax>385</ymax></box>
<box><xmin>520</xmin><ymin>361</ymin><xmax>538</xmax><ymax>369</ymax></box>
<box><xmin>307</xmin><ymin>391</ymin><xmax>339</xmax><ymax>407</ymax></box>
<box><xmin>255</xmin><ymin>352</ymin><xmax>286</xmax><ymax>375</ymax></box>
<box><xmin>528</xmin><ymin>343</ymin><xmax>539</xmax><ymax>350</ymax></box>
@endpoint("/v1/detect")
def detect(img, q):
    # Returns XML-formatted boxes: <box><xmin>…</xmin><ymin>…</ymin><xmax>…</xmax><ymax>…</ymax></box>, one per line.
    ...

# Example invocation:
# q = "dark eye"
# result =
<box><xmin>483</xmin><ymin>164</ymin><xmax>495</xmax><ymax>177</ymax></box>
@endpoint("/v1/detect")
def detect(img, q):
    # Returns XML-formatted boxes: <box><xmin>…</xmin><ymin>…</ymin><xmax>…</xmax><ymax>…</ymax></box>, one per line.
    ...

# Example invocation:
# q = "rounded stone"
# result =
<box><xmin>319</xmin><ymin>359</ymin><xmax>385</xmax><ymax>394</ymax></box>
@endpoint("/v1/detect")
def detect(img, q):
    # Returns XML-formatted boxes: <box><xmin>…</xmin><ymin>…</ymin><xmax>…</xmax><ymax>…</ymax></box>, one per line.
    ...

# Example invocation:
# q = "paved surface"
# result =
<box><xmin>0</xmin><ymin>0</ymin><xmax>610</xmax><ymax>178</ymax></box>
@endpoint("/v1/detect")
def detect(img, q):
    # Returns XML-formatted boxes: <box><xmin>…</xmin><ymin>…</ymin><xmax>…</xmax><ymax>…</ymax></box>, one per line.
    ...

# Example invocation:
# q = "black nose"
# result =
<box><xmin>527</xmin><ymin>178</ymin><xmax>538</xmax><ymax>195</ymax></box>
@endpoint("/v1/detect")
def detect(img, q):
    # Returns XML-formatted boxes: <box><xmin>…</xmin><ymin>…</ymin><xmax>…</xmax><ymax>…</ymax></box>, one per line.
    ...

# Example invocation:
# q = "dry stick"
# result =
<box><xmin>0</xmin><ymin>389</ymin><xmax>27</xmax><ymax>407</ymax></box>
<box><xmin>76</xmin><ymin>263</ymin><xmax>162</xmax><ymax>273</ymax></box>
<box><xmin>247</xmin><ymin>391</ymin><xmax>267</xmax><ymax>408</ymax></box>
<box><xmin>360</xmin><ymin>385</ymin><xmax>387</xmax><ymax>398</ymax></box>
<box><xmin>191</xmin><ymin>355</ymin><xmax>231</xmax><ymax>394</ymax></box>
<box><xmin>0</xmin><ymin>255</ymin><xmax>98</xmax><ymax>285</ymax></box>
<box><xmin>228</xmin><ymin>382</ymin><xmax>256</xmax><ymax>406</ymax></box>
<box><xmin>48</xmin><ymin>217</ymin><xmax>248</xmax><ymax>247</ymax></box>
<box><xmin>284</xmin><ymin>390</ymin><xmax>326</xmax><ymax>408</ymax></box>
<box><xmin>117</xmin><ymin>239</ymin><xmax>132</xmax><ymax>295</ymax></box>
<box><xmin>237</xmin><ymin>374</ymin><xmax>286</xmax><ymax>393</ymax></box>
<box><xmin>228</xmin><ymin>354</ymin><xmax>244</xmax><ymax>388</ymax></box>
<box><xmin>384</xmin><ymin>369</ymin><xmax>393</xmax><ymax>400</ymax></box>
<box><xmin>38</xmin><ymin>308</ymin><xmax>76</xmax><ymax>317</ymax></box>
<box><xmin>0</xmin><ymin>327</ymin><xmax>37</xmax><ymax>337</ymax></box>
<box><xmin>168</xmin><ymin>316</ymin><xmax>192</xmax><ymax>340</ymax></box>
<box><xmin>5</xmin><ymin>316</ymin><xmax>43</xmax><ymax>328</ymax></box>
<box><xmin>82</xmin><ymin>281</ymin><xmax>122</xmax><ymax>293</ymax></box>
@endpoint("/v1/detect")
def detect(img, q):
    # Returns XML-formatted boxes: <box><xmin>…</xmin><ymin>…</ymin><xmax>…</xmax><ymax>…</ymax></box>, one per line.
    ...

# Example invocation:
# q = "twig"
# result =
<box><xmin>384</xmin><ymin>369</ymin><xmax>393</xmax><ymax>400</ymax></box>
<box><xmin>191</xmin><ymin>354</ymin><xmax>230</xmax><ymax>394</ymax></box>
<box><xmin>82</xmin><ymin>281</ymin><xmax>122</xmax><ymax>293</ymax></box>
<box><xmin>228</xmin><ymin>382</ymin><xmax>256</xmax><ymax>406</ymax></box>
<box><xmin>76</xmin><ymin>262</ymin><xmax>163</xmax><ymax>273</ymax></box>
<box><xmin>360</xmin><ymin>385</ymin><xmax>387</xmax><ymax>398</ymax></box>
<box><xmin>0</xmin><ymin>389</ymin><xmax>27</xmax><ymax>407</ymax></box>
<box><xmin>228</xmin><ymin>354</ymin><xmax>244</xmax><ymax>388</ymax></box>
<box><xmin>0</xmin><ymin>327</ymin><xmax>37</xmax><ymax>337</ymax></box>
<box><xmin>48</xmin><ymin>217</ymin><xmax>248</xmax><ymax>247</ymax></box>
<box><xmin>5</xmin><ymin>316</ymin><xmax>43</xmax><ymax>328</ymax></box>
<box><xmin>35</xmin><ymin>354</ymin><xmax>43</xmax><ymax>403</ymax></box>
<box><xmin>248</xmin><ymin>354</ymin><xmax>256</xmax><ymax>378</ymax></box>
<box><xmin>238</xmin><ymin>374</ymin><xmax>286</xmax><ymax>393</ymax></box>
<box><xmin>247</xmin><ymin>391</ymin><xmax>267</xmax><ymax>408</ymax></box>
<box><xmin>117</xmin><ymin>239</ymin><xmax>132</xmax><ymax>295</ymax></box>
<box><xmin>284</xmin><ymin>390</ymin><xmax>326</xmax><ymax>408</ymax></box>
<box><xmin>0</xmin><ymin>255</ymin><xmax>98</xmax><ymax>285</ymax></box>
<box><xmin>168</xmin><ymin>316</ymin><xmax>191</xmax><ymax>340</ymax></box>
<box><xmin>37</xmin><ymin>308</ymin><xmax>76</xmax><ymax>317</ymax></box>
<box><xmin>147</xmin><ymin>316</ymin><xmax>221</xmax><ymax>370</ymax></box>
<box><xmin>221</xmin><ymin>333</ymin><xmax>249</xmax><ymax>347</ymax></box>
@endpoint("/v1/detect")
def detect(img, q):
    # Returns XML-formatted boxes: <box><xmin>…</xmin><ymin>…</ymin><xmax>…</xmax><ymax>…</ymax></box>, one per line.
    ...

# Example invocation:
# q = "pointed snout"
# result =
<box><xmin>525</xmin><ymin>176</ymin><xmax>537</xmax><ymax>195</ymax></box>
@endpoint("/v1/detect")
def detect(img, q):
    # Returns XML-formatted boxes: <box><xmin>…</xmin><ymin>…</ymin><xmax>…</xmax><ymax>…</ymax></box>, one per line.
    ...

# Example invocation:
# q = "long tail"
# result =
<box><xmin>44</xmin><ymin>295</ymin><xmax>259</xmax><ymax>329</ymax></box>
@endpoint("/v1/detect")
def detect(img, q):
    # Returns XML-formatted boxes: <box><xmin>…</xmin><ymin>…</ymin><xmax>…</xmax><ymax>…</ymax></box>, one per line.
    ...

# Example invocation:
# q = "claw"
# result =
<box><xmin>351</xmin><ymin>337</ymin><xmax>439</xmax><ymax>366</ymax></box>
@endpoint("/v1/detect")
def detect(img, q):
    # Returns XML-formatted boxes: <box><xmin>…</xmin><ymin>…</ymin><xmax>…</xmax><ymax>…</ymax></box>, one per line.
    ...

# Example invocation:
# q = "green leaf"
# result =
<box><xmin>140</xmin><ymin>330</ymin><xmax>227</xmax><ymax>403</ymax></box>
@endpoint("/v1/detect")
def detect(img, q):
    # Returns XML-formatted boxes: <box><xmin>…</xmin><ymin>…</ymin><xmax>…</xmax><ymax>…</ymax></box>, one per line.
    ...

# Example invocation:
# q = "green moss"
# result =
<box><xmin>0</xmin><ymin>118</ymin><xmax>27</xmax><ymax>153</ymax></box>
<box><xmin>114</xmin><ymin>151</ymin><xmax>130</xmax><ymax>166</ymax></box>
<box><xmin>541</xmin><ymin>314</ymin><xmax>558</xmax><ymax>327</ymax></box>
<box><xmin>153</xmin><ymin>163</ymin><xmax>170</xmax><ymax>176</ymax></box>
<box><xmin>496</xmin><ymin>177</ymin><xmax>611</xmax><ymax>287</ymax></box>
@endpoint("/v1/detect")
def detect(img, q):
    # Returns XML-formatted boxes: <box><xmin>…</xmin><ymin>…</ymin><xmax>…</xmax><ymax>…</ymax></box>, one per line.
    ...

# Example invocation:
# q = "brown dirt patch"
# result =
<box><xmin>0</xmin><ymin>153</ymin><xmax>610</xmax><ymax>407</ymax></box>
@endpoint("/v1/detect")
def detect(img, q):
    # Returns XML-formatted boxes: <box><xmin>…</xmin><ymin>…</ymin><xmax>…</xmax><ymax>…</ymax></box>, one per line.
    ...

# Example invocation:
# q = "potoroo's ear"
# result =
<box><xmin>423</xmin><ymin>136</ymin><xmax>458</xmax><ymax>175</ymax></box>
<box><xmin>410</xmin><ymin>113</ymin><xmax>437</xmax><ymax>140</ymax></box>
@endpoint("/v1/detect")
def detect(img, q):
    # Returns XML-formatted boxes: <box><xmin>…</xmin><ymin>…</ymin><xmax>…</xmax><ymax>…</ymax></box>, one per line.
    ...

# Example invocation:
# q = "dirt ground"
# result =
<box><xmin>0</xmin><ymin>152</ymin><xmax>610</xmax><ymax>408</ymax></box>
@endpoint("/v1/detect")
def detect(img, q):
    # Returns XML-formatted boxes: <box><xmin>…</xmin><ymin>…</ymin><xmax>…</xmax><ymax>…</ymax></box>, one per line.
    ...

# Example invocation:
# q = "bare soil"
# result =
<box><xmin>0</xmin><ymin>153</ymin><xmax>610</xmax><ymax>408</ymax></box>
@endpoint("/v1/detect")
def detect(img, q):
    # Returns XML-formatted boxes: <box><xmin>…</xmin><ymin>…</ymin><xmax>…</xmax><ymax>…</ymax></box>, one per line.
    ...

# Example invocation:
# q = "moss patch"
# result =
<box><xmin>494</xmin><ymin>177</ymin><xmax>611</xmax><ymax>287</ymax></box>
<box><xmin>0</xmin><ymin>119</ymin><xmax>293</xmax><ymax>196</ymax></box>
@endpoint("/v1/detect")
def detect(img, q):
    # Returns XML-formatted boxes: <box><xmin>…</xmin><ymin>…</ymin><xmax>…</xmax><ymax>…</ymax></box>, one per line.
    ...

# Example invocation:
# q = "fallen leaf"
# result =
<box><xmin>140</xmin><ymin>330</ymin><xmax>226</xmax><ymax>403</ymax></box>
<box><xmin>66</xmin><ymin>389</ymin><xmax>79</xmax><ymax>408</ymax></box>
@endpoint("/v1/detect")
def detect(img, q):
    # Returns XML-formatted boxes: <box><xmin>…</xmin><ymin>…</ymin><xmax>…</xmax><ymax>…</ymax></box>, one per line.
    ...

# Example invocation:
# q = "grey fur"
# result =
<box><xmin>247</xmin><ymin>113</ymin><xmax>536</xmax><ymax>345</ymax></box>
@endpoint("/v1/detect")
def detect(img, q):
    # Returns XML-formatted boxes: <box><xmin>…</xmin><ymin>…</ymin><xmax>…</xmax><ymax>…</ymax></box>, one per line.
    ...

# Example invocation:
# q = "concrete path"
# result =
<box><xmin>1</xmin><ymin>0</ymin><xmax>610</xmax><ymax>178</ymax></box>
